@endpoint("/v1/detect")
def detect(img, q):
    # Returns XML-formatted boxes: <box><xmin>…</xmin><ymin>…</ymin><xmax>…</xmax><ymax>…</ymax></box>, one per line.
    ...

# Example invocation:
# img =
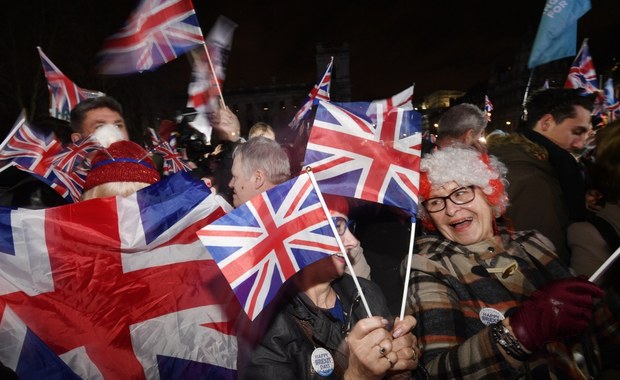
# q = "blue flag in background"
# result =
<box><xmin>528</xmin><ymin>0</ymin><xmax>591</xmax><ymax>69</ymax></box>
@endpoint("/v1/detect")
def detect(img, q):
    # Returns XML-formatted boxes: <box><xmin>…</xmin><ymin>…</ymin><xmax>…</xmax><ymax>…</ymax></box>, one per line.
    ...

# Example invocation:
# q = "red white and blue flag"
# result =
<box><xmin>0</xmin><ymin>115</ymin><xmax>102</xmax><ymax>203</ymax></box>
<box><xmin>187</xmin><ymin>15</ymin><xmax>237</xmax><ymax>114</ymax></box>
<box><xmin>147</xmin><ymin>128</ymin><xmax>192</xmax><ymax>175</ymax></box>
<box><xmin>197</xmin><ymin>173</ymin><xmax>341</xmax><ymax>320</ymax></box>
<box><xmin>564</xmin><ymin>38</ymin><xmax>599</xmax><ymax>93</ymax></box>
<box><xmin>0</xmin><ymin>172</ymin><xmax>240</xmax><ymax>379</ymax></box>
<box><xmin>484</xmin><ymin>95</ymin><xmax>494</xmax><ymax>121</ymax></box>
<box><xmin>0</xmin><ymin>112</ymin><xmax>62</xmax><ymax>176</ymax></box>
<box><xmin>97</xmin><ymin>0</ymin><xmax>205</xmax><ymax>75</ymax></box>
<box><xmin>289</xmin><ymin>57</ymin><xmax>334</xmax><ymax>130</ymax></box>
<box><xmin>604</xmin><ymin>78</ymin><xmax>620</xmax><ymax>121</ymax></box>
<box><xmin>37</xmin><ymin>47</ymin><xmax>104</xmax><ymax>121</ymax></box>
<box><xmin>368</xmin><ymin>86</ymin><xmax>414</xmax><ymax>116</ymax></box>
<box><xmin>484</xmin><ymin>95</ymin><xmax>494</xmax><ymax>113</ymax></box>
<box><xmin>304</xmin><ymin>100</ymin><xmax>422</xmax><ymax>218</ymax></box>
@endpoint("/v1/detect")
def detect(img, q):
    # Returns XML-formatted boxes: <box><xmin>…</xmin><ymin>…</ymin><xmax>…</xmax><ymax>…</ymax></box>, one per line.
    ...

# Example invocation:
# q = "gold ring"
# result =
<box><xmin>385</xmin><ymin>356</ymin><xmax>394</xmax><ymax>367</ymax></box>
<box><xmin>411</xmin><ymin>350</ymin><xmax>418</xmax><ymax>361</ymax></box>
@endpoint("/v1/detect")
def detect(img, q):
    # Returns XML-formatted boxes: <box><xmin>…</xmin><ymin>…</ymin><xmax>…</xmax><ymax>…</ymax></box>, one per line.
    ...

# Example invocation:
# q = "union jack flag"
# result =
<box><xmin>187</xmin><ymin>16</ymin><xmax>237</xmax><ymax>114</ymax></box>
<box><xmin>484</xmin><ymin>95</ymin><xmax>494</xmax><ymax>113</ymax></box>
<box><xmin>0</xmin><ymin>172</ymin><xmax>240</xmax><ymax>379</ymax></box>
<box><xmin>604</xmin><ymin>78</ymin><xmax>620</xmax><ymax>121</ymax></box>
<box><xmin>0</xmin><ymin>112</ymin><xmax>62</xmax><ymax>177</ymax></box>
<box><xmin>0</xmin><ymin>116</ymin><xmax>102</xmax><ymax>203</ymax></box>
<box><xmin>289</xmin><ymin>57</ymin><xmax>334</xmax><ymax>130</ymax></box>
<box><xmin>484</xmin><ymin>95</ymin><xmax>494</xmax><ymax>121</ymax></box>
<box><xmin>564</xmin><ymin>38</ymin><xmax>599</xmax><ymax>93</ymax></box>
<box><xmin>97</xmin><ymin>0</ymin><xmax>205</xmax><ymax>75</ymax></box>
<box><xmin>304</xmin><ymin>100</ymin><xmax>423</xmax><ymax>218</ymax></box>
<box><xmin>37</xmin><ymin>47</ymin><xmax>104</xmax><ymax>121</ymax></box>
<box><xmin>197</xmin><ymin>173</ymin><xmax>341</xmax><ymax>320</ymax></box>
<box><xmin>369</xmin><ymin>86</ymin><xmax>414</xmax><ymax>114</ymax></box>
<box><xmin>147</xmin><ymin>128</ymin><xmax>192</xmax><ymax>175</ymax></box>
<box><xmin>35</xmin><ymin>137</ymin><xmax>101</xmax><ymax>203</ymax></box>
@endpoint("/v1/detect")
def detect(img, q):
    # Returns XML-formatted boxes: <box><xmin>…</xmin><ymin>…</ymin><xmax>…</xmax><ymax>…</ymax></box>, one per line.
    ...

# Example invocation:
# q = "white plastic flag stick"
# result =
<box><xmin>305</xmin><ymin>167</ymin><xmax>373</xmax><ymax>317</ymax></box>
<box><xmin>589</xmin><ymin>245</ymin><xmax>620</xmax><ymax>284</ymax></box>
<box><xmin>400</xmin><ymin>221</ymin><xmax>416</xmax><ymax>320</ymax></box>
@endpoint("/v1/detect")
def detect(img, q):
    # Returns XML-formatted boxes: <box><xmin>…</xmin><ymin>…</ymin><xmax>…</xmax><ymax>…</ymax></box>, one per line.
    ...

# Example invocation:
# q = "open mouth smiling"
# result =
<box><xmin>450</xmin><ymin>217</ymin><xmax>473</xmax><ymax>229</ymax></box>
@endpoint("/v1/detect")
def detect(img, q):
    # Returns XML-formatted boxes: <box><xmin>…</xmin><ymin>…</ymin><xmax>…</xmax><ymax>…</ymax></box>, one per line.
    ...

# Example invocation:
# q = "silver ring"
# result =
<box><xmin>379</xmin><ymin>346</ymin><xmax>387</xmax><ymax>356</ymax></box>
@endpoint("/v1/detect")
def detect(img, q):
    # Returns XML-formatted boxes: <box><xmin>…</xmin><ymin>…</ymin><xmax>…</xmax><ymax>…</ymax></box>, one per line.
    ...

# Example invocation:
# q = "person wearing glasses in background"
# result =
<box><xmin>401</xmin><ymin>146</ymin><xmax>619</xmax><ymax>379</ymax></box>
<box><xmin>238</xmin><ymin>194</ymin><xmax>425</xmax><ymax>380</ymax></box>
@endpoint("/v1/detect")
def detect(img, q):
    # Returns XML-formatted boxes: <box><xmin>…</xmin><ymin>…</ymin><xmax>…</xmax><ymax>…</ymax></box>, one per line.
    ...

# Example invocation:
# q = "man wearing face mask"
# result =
<box><xmin>487</xmin><ymin>88</ymin><xmax>597</xmax><ymax>264</ymax></box>
<box><xmin>69</xmin><ymin>96</ymin><xmax>129</xmax><ymax>142</ymax></box>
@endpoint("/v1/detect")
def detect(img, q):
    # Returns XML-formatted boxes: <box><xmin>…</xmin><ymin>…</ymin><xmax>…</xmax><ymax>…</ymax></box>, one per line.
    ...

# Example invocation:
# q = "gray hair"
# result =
<box><xmin>233</xmin><ymin>136</ymin><xmax>291</xmax><ymax>184</ymax></box>
<box><xmin>438</xmin><ymin>103</ymin><xmax>487</xmax><ymax>139</ymax></box>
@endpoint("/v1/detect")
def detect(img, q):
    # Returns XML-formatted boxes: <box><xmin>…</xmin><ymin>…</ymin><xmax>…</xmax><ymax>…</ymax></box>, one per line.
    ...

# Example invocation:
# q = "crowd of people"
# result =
<box><xmin>1</xmin><ymin>86</ymin><xmax>619</xmax><ymax>379</ymax></box>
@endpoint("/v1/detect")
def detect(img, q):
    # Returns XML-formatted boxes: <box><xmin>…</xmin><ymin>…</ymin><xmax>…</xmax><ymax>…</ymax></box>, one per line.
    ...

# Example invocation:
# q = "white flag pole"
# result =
<box><xmin>399</xmin><ymin>221</ymin><xmax>416</xmax><ymax>320</ymax></box>
<box><xmin>589</xmin><ymin>244</ymin><xmax>620</xmax><ymax>284</ymax></box>
<box><xmin>305</xmin><ymin>167</ymin><xmax>373</xmax><ymax>317</ymax></box>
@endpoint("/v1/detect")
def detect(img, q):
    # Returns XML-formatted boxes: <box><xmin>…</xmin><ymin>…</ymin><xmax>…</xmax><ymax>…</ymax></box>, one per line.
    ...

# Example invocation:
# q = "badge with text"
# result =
<box><xmin>479</xmin><ymin>307</ymin><xmax>505</xmax><ymax>326</ymax></box>
<box><xmin>311</xmin><ymin>347</ymin><xmax>335</xmax><ymax>377</ymax></box>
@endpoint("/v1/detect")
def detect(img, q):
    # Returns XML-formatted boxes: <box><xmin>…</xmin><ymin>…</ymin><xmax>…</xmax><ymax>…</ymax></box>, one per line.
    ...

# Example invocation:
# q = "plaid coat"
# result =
<box><xmin>404</xmin><ymin>228</ymin><xmax>620</xmax><ymax>379</ymax></box>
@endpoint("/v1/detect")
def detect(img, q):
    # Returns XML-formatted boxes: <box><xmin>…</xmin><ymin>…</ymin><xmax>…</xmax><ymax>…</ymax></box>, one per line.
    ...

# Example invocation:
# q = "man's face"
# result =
<box><xmin>229</xmin><ymin>155</ymin><xmax>260</xmax><ymax>208</ymax></box>
<box><xmin>540</xmin><ymin>105</ymin><xmax>592</xmax><ymax>152</ymax></box>
<box><xmin>73</xmin><ymin>107</ymin><xmax>128</xmax><ymax>141</ymax></box>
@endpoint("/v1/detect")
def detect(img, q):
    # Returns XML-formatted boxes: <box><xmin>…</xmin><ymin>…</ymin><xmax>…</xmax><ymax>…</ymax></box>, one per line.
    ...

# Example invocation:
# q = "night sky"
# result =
<box><xmin>1</xmin><ymin>0</ymin><xmax>619</xmax><ymax>137</ymax></box>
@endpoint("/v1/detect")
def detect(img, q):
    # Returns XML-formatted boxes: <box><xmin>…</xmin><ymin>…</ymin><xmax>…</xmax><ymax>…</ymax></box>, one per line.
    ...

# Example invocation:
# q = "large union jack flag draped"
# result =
<box><xmin>564</xmin><ymin>38</ymin><xmax>599</xmax><ymax>93</ymax></box>
<box><xmin>288</xmin><ymin>57</ymin><xmax>334</xmax><ymax>130</ymax></box>
<box><xmin>304</xmin><ymin>100</ymin><xmax>423</xmax><ymax>218</ymax></box>
<box><xmin>0</xmin><ymin>172</ymin><xmax>240</xmax><ymax>379</ymax></box>
<box><xmin>98</xmin><ymin>0</ymin><xmax>205</xmax><ymax>75</ymax></box>
<box><xmin>197</xmin><ymin>173</ymin><xmax>341</xmax><ymax>320</ymax></box>
<box><xmin>37</xmin><ymin>47</ymin><xmax>104</xmax><ymax>121</ymax></box>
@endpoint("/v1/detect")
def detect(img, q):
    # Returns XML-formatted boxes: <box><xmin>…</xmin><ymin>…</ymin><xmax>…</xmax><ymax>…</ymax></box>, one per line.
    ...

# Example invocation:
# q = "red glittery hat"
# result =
<box><xmin>84</xmin><ymin>140</ymin><xmax>160</xmax><ymax>191</ymax></box>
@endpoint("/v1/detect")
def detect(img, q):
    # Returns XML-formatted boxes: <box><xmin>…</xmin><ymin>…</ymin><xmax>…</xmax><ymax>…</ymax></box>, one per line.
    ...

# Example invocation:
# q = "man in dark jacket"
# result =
<box><xmin>237</xmin><ymin>195</ymin><xmax>423</xmax><ymax>380</ymax></box>
<box><xmin>487</xmin><ymin>88</ymin><xmax>597</xmax><ymax>264</ymax></box>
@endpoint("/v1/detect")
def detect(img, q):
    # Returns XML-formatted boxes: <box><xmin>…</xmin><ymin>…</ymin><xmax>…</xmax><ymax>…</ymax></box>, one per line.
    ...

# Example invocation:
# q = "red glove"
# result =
<box><xmin>510</xmin><ymin>277</ymin><xmax>604</xmax><ymax>351</ymax></box>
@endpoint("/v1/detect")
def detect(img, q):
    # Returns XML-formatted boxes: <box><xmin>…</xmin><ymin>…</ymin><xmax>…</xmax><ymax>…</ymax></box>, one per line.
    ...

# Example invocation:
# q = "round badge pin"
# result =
<box><xmin>311</xmin><ymin>347</ymin><xmax>335</xmax><ymax>377</ymax></box>
<box><xmin>479</xmin><ymin>307</ymin><xmax>505</xmax><ymax>326</ymax></box>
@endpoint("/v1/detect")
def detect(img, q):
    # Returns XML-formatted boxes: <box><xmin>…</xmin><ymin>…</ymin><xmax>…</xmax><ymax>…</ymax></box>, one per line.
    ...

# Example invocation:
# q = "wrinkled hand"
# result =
<box><xmin>211</xmin><ymin>104</ymin><xmax>241</xmax><ymax>142</ymax></box>
<box><xmin>388</xmin><ymin>316</ymin><xmax>419</xmax><ymax>375</ymax></box>
<box><xmin>345</xmin><ymin>317</ymin><xmax>396</xmax><ymax>380</ymax></box>
<box><xmin>510</xmin><ymin>277</ymin><xmax>604</xmax><ymax>351</ymax></box>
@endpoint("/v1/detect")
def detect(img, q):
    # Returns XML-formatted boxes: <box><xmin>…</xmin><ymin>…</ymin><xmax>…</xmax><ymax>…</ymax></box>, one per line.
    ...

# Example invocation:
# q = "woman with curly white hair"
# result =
<box><xmin>401</xmin><ymin>146</ymin><xmax>619</xmax><ymax>379</ymax></box>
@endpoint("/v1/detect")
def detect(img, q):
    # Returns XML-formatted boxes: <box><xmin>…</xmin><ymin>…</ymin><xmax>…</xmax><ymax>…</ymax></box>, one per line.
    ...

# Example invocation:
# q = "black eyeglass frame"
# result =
<box><xmin>421</xmin><ymin>185</ymin><xmax>477</xmax><ymax>213</ymax></box>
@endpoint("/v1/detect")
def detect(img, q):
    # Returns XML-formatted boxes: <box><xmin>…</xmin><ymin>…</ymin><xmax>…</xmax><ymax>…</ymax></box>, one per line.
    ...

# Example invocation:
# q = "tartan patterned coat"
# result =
<box><xmin>403</xmin><ymin>228</ymin><xmax>620</xmax><ymax>379</ymax></box>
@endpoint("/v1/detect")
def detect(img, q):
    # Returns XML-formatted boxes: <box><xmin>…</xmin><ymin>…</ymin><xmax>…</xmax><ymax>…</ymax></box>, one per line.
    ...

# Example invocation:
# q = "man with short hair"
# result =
<box><xmin>487</xmin><ymin>88</ymin><xmax>597</xmax><ymax>264</ymax></box>
<box><xmin>69</xmin><ymin>96</ymin><xmax>129</xmax><ymax>142</ymax></box>
<box><xmin>423</xmin><ymin>103</ymin><xmax>488</xmax><ymax>155</ymax></box>
<box><xmin>228</xmin><ymin>136</ymin><xmax>291</xmax><ymax>208</ymax></box>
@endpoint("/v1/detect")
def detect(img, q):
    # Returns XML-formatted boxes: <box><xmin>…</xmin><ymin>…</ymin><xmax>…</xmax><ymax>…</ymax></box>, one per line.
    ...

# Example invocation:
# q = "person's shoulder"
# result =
<box><xmin>487</xmin><ymin>133</ymin><xmax>548</xmax><ymax>162</ymax></box>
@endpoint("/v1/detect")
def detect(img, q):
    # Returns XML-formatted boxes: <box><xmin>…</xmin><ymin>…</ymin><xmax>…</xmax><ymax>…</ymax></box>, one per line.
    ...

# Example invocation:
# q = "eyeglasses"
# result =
<box><xmin>422</xmin><ymin>186</ymin><xmax>476</xmax><ymax>213</ymax></box>
<box><xmin>332</xmin><ymin>217</ymin><xmax>356</xmax><ymax>236</ymax></box>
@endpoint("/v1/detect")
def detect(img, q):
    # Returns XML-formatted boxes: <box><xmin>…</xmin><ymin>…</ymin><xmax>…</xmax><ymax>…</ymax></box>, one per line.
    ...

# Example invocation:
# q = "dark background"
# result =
<box><xmin>1</xmin><ymin>0</ymin><xmax>618</xmax><ymax>139</ymax></box>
